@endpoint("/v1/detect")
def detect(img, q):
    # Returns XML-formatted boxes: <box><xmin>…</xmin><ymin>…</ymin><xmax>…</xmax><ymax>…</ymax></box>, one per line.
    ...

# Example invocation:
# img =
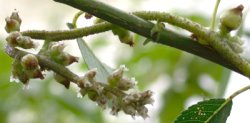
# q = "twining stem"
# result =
<box><xmin>72</xmin><ymin>11</ymin><xmax>84</xmax><ymax>28</ymax></box>
<box><xmin>21</xmin><ymin>22</ymin><xmax>113</xmax><ymax>41</ymax></box>
<box><xmin>210</xmin><ymin>0</ymin><xmax>221</xmax><ymax>30</ymax></box>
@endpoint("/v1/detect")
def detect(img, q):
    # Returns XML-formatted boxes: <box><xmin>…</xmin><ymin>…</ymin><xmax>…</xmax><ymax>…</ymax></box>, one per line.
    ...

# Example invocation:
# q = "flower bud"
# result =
<box><xmin>5</xmin><ymin>12</ymin><xmax>22</xmax><ymax>33</ymax></box>
<box><xmin>49</xmin><ymin>42</ymin><xmax>65</xmax><ymax>55</ymax></box>
<box><xmin>24</xmin><ymin>68</ymin><xmax>44</xmax><ymax>80</ymax></box>
<box><xmin>21</xmin><ymin>54</ymin><xmax>43</xmax><ymax>79</ymax></box>
<box><xmin>54</xmin><ymin>73</ymin><xmax>70</xmax><ymax>89</ymax></box>
<box><xmin>96</xmin><ymin>95</ymin><xmax>108</xmax><ymax>109</ymax></box>
<box><xmin>87</xmin><ymin>90</ymin><xmax>99</xmax><ymax>101</ymax></box>
<box><xmin>85</xmin><ymin>13</ymin><xmax>93</xmax><ymax>19</ymax></box>
<box><xmin>123</xmin><ymin>105</ymin><xmax>136</xmax><ymax>117</ymax></box>
<box><xmin>117</xmin><ymin>78</ymin><xmax>135</xmax><ymax>91</ymax></box>
<box><xmin>84</xmin><ymin>68</ymin><xmax>97</xmax><ymax>83</ymax></box>
<box><xmin>110</xmin><ymin>105</ymin><xmax>120</xmax><ymax>116</ymax></box>
<box><xmin>6</xmin><ymin>31</ymin><xmax>22</xmax><ymax>47</ymax></box>
<box><xmin>12</xmin><ymin>60</ymin><xmax>30</xmax><ymax>85</ymax></box>
<box><xmin>48</xmin><ymin>43</ymin><xmax>78</xmax><ymax>66</ymax></box>
<box><xmin>136</xmin><ymin>106</ymin><xmax>149</xmax><ymax>119</ymax></box>
<box><xmin>61</xmin><ymin>53</ymin><xmax>79</xmax><ymax>66</ymax></box>
<box><xmin>5</xmin><ymin>17</ymin><xmax>20</xmax><ymax>33</ymax></box>
<box><xmin>16</xmin><ymin>36</ymin><xmax>37</xmax><ymax>49</ymax></box>
<box><xmin>112</xmin><ymin>26</ymin><xmax>134</xmax><ymax>46</ymax></box>
<box><xmin>21</xmin><ymin>54</ymin><xmax>39</xmax><ymax>70</ymax></box>
<box><xmin>79</xmin><ymin>88</ymin><xmax>87</xmax><ymax>97</ymax></box>
<box><xmin>108</xmin><ymin>65</ymin><xmax>128</xmax><ymax>87</ymax></box>
<box><xmin>220</xmin><ymin>5</ymin><xmax>244</xmax><ymax>31</ymax></box>
<box><xmin>10</xmin><ymin>11</ymin><xmax>22</xmax><ymax>23</ymax></box>
<box><xmin>6</xmin><ymin>31</ymin><xmax>36</xmax><ymax>49</ymax></box>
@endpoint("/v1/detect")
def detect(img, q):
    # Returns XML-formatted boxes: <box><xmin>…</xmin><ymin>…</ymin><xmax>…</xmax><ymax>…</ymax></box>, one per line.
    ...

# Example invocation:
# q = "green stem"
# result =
<box><xmin>53</xmin><ymin>0</ymin><xmax>250</xmax><ymax>78</ymax></box>
<box><xmin>72</xmin><ymin>11</ymin><xmax>84</xmax><ymax>28</ymax></box>
<box><xmin>210</xmin><ymin>0</ymin><xmax>221</xmax><ymax>30</ymax></box>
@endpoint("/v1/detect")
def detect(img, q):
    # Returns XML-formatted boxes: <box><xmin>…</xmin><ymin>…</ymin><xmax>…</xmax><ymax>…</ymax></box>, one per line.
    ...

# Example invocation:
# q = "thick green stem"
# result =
<box><xmin>53</xmin><ymin>0</ymin><xmax>250</xmax><ymax>78</ymax></box>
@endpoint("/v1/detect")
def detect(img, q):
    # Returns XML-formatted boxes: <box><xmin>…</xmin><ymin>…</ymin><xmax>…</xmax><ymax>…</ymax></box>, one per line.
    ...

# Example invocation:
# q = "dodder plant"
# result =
<box><xmin>3</xmin><ymin>0</ymin><xmax>250</xmax><ymax>122</ymax></box>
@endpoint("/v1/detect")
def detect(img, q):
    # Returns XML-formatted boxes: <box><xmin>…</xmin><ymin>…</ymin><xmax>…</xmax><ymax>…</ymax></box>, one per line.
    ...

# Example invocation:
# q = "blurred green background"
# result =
<box><xmin>1</xmin><ymin>0</ymin><xmax>250</xmax><ymax>123</ymax></box>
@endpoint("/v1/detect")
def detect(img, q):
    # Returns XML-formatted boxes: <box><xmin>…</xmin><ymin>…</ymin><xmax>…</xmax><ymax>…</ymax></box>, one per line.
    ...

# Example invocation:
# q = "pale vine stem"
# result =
<box><xmin>23</xmin><ymin>0</ymin><xmax>250</xmax><ymax>78</ymax></box>
<box><xmin>72</xmin><ymin>11</ymin><xmax>84</xmax><ymax>28</ymax></box>
<box><xmin>210</xmin><ymin>0</ymin><xmax>221</xmax><ymax>30</ymax></box>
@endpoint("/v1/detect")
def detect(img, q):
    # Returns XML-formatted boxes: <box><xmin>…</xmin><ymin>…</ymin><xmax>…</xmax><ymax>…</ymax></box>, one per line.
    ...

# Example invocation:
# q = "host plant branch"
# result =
<box><xmin>21</xmin><ymin>15</ymin><xmax>241</xmax><ymax>77</ymax></box>
<box><xmin>52</xmin><ymin>0</ymin><xmax>250</xmax><ymax>77</ymax></box>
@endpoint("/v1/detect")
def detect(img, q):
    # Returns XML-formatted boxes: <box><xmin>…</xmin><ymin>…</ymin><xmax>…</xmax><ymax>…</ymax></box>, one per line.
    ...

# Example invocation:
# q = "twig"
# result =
<box><xmin>228</xmin><ymin>85</ymin><xmax>250</xmax><ymax>100</ymax></box>
<box><xmin>53</xmin><ymin>0</ymin><xmax>250</xmax><ymax>78</ymax></box>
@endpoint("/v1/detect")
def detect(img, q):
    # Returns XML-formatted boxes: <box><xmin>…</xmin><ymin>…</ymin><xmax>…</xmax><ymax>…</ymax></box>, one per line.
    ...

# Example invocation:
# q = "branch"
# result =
<box><xmin>53</xmin><ymin>0</ymin><xmax>250</xmax><ymax>77</ymax></box>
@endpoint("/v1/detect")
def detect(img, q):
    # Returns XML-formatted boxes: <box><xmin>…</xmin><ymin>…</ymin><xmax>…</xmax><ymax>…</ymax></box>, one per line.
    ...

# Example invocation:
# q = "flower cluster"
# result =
<box><xmin>6</xmin><ymin>31</ymin><xmax>37</xmax><ymax>49</ymax></box>
<box><xmin>45</xmin><ymin>42</ymin><xmax>79</xmax><ymax>66</ymax></box>
<box><xmin>11</xmin><ymin>54</ymin><xmax>44</xmax><ymax>85</ymax></box>
<box><xmin>5</xmin><ymin>11</ymin><xmax>153</xmax><ymax>119</ymax></box>
<box><xmin>5</xmin><ymin>12</ymin><xmax>43</xmax><ymax>85</ymax></box>
<box><xmin>77</xmin><ymin>65</ymin><xmax>154</xmax><ymax>119</ymax></box>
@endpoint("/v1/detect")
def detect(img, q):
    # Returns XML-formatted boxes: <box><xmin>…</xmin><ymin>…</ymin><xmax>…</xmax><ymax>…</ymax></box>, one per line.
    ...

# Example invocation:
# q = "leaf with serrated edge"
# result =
<box><xmin>67</xmin><ymin>23</ymin><xmax>112</xmax><ymax>82</ymax></box>
<box><xmin>174</xmin><ymin>98</ymin><xmax>232</xmax><ymax>123</ymax></box>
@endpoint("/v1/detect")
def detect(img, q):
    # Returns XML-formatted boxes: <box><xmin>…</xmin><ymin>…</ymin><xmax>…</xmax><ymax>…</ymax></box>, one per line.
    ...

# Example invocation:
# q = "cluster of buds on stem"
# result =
<box><xmin>220</xmin><ymin>5</ymin><xmax>244</xmax><ymax>33</ymax></box>
<box><xmin>5</xmin><ymin>12</ymin><xmax>43</xmax><ymax>85</ymax></box>
<box><xmin>76</xmin><ymin>65</ymin><xmax>154</xmax><ymax>119</ymax></box>
<box><xmin>5</xmin><ymin>12</ymin><xmax>36</xmax><ymax>49</ymax></box>
<box><xmin>44</xmin><ymin>42</ymin><xmax>79</xmax><ymax>88</ymax></box>
<box><xmin>6</xmin><ymin>31</ymin><xmax>36</xmax><ymax>49</ymax></box>
<box><xmin>122</xmin><ymin>90</ymin><xmax>154</xmax><ymax>119</ymax></box>
<box><xmin>46</xmin><ymin>42</ymin><xmax>79</xmax><ymax>66</ymax></box>
<box><xmin>11</xmin><ymin>54</ymin><xmax>44</xmax><ymax>85</ymax></box>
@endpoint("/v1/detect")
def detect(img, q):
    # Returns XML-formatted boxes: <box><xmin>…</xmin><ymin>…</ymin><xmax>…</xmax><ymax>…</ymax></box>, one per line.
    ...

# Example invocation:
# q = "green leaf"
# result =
<box><xmin>67</xmin><ymin>23</ymin><xmax>112</xmax><ymax>82</ymax></box>
<box><xmin>174</xmin><ymin>98</ymin><xmax>232</xmax><ymax>123</ymax></box>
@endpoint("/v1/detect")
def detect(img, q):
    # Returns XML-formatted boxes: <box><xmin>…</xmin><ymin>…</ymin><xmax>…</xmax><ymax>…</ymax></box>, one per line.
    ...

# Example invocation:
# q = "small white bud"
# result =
<box><xmin>120</xmin><ymin>64</ymin><xmax>129</xmax><ymax>71</ymax></box>
<box><xmin>10</xmin><ymin>75</ymin><xmax>20</xmax><ymax>83</ymax></box>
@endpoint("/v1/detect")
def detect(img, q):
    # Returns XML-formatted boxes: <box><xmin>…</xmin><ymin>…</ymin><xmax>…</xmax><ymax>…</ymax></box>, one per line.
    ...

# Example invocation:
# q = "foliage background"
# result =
<box><xmin>0</xmin><ymin>0</ymin><xmax>250</xmax><ymax>123</ymax></box>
